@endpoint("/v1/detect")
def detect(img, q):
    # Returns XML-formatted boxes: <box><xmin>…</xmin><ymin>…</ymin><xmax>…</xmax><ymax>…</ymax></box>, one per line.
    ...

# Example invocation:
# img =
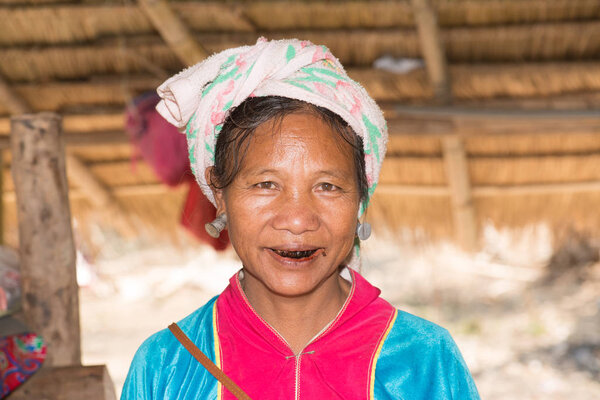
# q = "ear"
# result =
<box><xmin>205</xmin><ymin>167</ymin><xmax>227</xmax><ymax>215</ymax></box>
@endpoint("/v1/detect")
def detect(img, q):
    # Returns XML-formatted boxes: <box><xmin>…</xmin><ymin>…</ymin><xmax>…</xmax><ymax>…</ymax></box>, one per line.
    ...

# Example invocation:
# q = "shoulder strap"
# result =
<box><xmin>168</xmin><ymin>322</ymin><xmax>253</xmax><ymax>400</ymax></box>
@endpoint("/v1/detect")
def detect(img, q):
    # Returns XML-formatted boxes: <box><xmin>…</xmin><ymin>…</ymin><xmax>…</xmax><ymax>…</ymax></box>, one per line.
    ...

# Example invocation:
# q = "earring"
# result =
<box><xmin>205</xmin><ymin>214</ymin><xmax>227</xmax><ymax>238</ymax></box>
<box><xmin>356</xmin><ymin>221</ymin><xmax>371</xmax><ymax>241</ymax></box>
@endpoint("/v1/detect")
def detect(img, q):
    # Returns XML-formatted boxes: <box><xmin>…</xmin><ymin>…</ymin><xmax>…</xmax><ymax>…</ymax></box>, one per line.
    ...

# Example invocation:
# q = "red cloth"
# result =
<box><xmin>126</xmin><ymin>92</ymin><xmax>191</xmax><ymax>187</ymax></box>
<box><xmin>0</xmin><ymin>333</ymin><xmax>46</xmax><ymax>398</ymax></box>
<box><xmin>181</xmin><ymin>183</ymin><xmax>229</xmax><ymax>251</ymax></box>
<box><xmin>126</xmin><ymin>92</ymin><xmax>229</xmax><ymax>251</ymax></box>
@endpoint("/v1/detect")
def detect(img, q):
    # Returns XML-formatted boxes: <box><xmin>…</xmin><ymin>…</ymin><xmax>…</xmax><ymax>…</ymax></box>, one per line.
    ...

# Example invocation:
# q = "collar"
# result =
<box><xmin>217</xmin><ymin>268</ymin><xmax>382</xmax><ymax>356</ymax></box>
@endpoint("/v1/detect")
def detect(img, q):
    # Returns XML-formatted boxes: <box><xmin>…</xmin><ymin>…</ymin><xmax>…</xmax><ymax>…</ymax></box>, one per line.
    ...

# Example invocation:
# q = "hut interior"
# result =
<box><xmin>1</xmin><ymin>0</ymin><xmax>600</xmax><ymax>398</ymax></box>
<box><xmin>2</xmin><ymin>0</ymin><xmax>600</xmax><ymax>252</ymax></box>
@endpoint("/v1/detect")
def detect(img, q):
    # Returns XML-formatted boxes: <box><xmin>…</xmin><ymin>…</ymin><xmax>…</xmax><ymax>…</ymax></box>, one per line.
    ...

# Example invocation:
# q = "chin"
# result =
<box><xmin>263</xmin><ymin>269</ymin><xmax>336</xmax><ymax>298</ymax></box>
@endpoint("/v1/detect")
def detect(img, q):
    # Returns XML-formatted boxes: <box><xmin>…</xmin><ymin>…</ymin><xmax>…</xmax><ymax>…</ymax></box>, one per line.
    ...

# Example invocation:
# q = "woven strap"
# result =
<box><xmin>168</xmin><ymin>323</ymin><xmax>253</xmax><ymax>400</ymax></box>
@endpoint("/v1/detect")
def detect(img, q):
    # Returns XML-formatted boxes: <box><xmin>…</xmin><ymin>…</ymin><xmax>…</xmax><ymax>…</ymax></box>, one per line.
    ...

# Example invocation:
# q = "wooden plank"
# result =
<box><xmin>0</xmin><ymin>131</ymin><xmax>129</xmax><ymax>150</ymax></box>
<box><xmin>0</xmin><ymin>75</ymin><xmax>29</xmax><ymax>114</ymax></box>
<box><xmin>472</xmin><ymin>180</ymin><xmax>600</xmax><ymax>196</ymax></box>
<box><xmin>2</xmin><ymin>62</ymin><xmax>600</xmax><ymax>114</ymax></box>
<box><xmin>10</xmin><ymin>365</ymin><xmax>116</xmax><ymax>400</ymax></box>
<box><xmin>442</xmin><ymin>135</ymin><xmax>478</xmax><ymax>251</ymax></box>
<box><xmin>138</xmin><ymin>0</ymin><xmax>207</xmax><ymax>66</ymax></box>
<box><xmin>2</xmin><ymin>183</ymin><xmax>177</xmax><ymax>202</ymax></box>
<box><xmin>2</xmin><ymin>179</ymin><xmax>600</xmax><ymax>204</ymax></box>
<box><xmin>0</xmin><ymin>112</ymin><xmax>125</xmax><ymax>135</ymax></box>
<box><xmin>387</xmin><ymin>107</ymin><xmax>600</xmax><ymax>137</ymax></box>
<box><xmin>377</xmin><ymin>184</ymin><xmax>449</xmax><ymax>196</ymax></box>
<box><xmin>10</xmin><ymin>113</ymin><xmax>81</xmax><ymax>367</ymax></box>
<box><xmin>377</xmin><ymin>180</ymin><xmax>600</xmax><ymax>197</ymax></box>
<box><xmin>411</xmin><ymin>0</ymin><xmax>451</xmax><ymax>103</ymax></box>
<box><xmin>3</xmin><ymin>107</ymin><xmax>598</xmax><ymax>140</ymax></box>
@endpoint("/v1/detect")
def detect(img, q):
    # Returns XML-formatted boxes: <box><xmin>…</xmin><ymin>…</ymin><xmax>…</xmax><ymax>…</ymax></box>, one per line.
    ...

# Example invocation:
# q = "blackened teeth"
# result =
<box><xmin>272</xmin><ymin>249</ymin><xmax>318</xmax><ymax>259</ymax></box>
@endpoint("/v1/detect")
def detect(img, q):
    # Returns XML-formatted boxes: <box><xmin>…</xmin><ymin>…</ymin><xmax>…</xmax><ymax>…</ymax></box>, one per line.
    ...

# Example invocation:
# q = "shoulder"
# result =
<box><xmin>389</xmin><ymin>309</ymin><xmax>456</xmax><ymax>350</ymax></box>
<box><xmin>373</xmin><ymin>309</ymin><xmax>480</xmax><ymax>400</ymax></box>
<box><xmin>135</xmin><ymin>295</ymin><xmax>218</xmax><ymax>362</ymax></box>
<box><xmin>120</xmin><ymin>296</ymin><xmax>220</xmax><ymax>400</ymax></box>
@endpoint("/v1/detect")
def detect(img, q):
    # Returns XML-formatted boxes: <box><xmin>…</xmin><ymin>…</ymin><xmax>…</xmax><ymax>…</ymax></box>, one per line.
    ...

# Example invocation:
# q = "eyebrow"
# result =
<box><xmin>317</xmin><ymin>169</ymin><xmax>353</xmax><ymax>180</ymax></box>
<box><xmin>243</xmin><ymin>168</ymin><xmax>279</xmax><ymax>177</ymax></box>
<box><xmin>242</xmin><ymin>168</ymin><xmax>352</xmax><ymax>180</ymax></box>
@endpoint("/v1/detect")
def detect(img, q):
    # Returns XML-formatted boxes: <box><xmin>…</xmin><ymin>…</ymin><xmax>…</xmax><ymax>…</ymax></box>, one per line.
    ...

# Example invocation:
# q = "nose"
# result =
<box><xmin>271</xmin><ymin>190</ymin><xmax>320</xmax><ymax>235</ymax></box>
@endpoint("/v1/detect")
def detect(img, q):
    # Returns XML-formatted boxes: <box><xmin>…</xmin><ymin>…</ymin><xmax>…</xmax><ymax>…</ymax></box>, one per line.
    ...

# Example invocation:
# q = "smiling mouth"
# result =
<box><xmin>270</xmin><ymin>248</ymin><xmax>320</xmax><ymax>260</ymax></box>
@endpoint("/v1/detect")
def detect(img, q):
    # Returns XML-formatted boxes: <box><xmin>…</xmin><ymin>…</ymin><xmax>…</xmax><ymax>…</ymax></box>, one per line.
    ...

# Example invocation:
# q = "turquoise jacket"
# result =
<box><xmin>122</xmin><ymin>270</ymin><xmax>480</xmax><ymax>399</ymax></box>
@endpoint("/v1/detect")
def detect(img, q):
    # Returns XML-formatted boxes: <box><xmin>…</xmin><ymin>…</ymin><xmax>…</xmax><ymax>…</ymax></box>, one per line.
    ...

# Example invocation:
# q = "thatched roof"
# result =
<box><xmin>1</xmin><ymin>0</ymin><xmax>600</xmax><ymax>250</ymax></box>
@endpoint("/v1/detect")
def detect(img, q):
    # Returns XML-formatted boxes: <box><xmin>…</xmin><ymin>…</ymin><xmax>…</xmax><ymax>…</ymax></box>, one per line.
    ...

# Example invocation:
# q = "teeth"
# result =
<box><xmin>273</xmin><ymin>249</ymin><xmax>317</xmax><ymax>259</ymax></box>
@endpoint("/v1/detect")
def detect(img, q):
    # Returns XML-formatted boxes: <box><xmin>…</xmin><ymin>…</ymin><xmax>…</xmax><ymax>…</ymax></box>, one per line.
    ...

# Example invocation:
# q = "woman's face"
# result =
<box><xmin>212</xmin><ymin>112</ymin><xmax>360</xmax><ymax>298</ymax></box>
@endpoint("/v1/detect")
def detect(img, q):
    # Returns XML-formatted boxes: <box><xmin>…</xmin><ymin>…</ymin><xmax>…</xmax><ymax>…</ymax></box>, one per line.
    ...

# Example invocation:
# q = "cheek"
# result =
<box><xmin>223</xmin><ymin>192</ymin><xmax>272</xmax><ymax>245</ymax></box>
<box><xmin>322</xmin><ymin>199</ymin><xmax>359</xmax><ymax>237</ymax></box>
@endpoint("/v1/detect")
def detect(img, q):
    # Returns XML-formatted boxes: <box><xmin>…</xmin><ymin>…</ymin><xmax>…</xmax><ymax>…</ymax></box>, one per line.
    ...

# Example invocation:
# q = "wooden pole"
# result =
<box><xmin>10</xmin><ymin>112</ymin><xmax>81</xmax><ymax>366</ymax></box>
<box><xmin>411</xmin><ymin>0</ymin><xmax>452</xmax><ymax>104</ymax></box>
<box><xmin>442</xmin><ymin>136</ymin><xmax>478</xmax><ymax>251</ymax></box>
<box><xmin>0</xmin><ymin>150</ymin><xmax>3</xmax><ymax>245</ymax></box>
<box><xmin>138</xmin><ymin>0</ymin><xmax>207</xmax><ymax>66</ymax></box>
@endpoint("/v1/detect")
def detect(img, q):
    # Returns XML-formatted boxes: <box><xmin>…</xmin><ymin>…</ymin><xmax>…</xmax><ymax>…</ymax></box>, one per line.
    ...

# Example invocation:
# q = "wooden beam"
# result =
<box><xmin>0</xmin><ymin>75</ymin><xmax>29</xmax><ymax>114</ymax></box>
<box><xmin>66</xmin><ymin>154</ymin><xmax>117</xmax><ymax>208</ymax></box>
<box><xmin>472</xmin><ymin>181</ymin><xmax>600</xmax><ymax>197</ymax></box>
<box><xmin>2</xmin><ymin>63</ymin><xmax>600</xmax><ymax>113</ymax></box>
<box><xmin>10</xmin><ymin>365</ymin><xmax>116</xmax><ymax>400</ymax></box>
<box><xmin>377</xmin><ymin>184</ymin><xmax>449</xmax><ymax>196</ymax></box>
<box><xmin>0</xmin><ymin>74</ymin><xmax>137</xmax><ymax>236</ymax></box>
<box><xmin>387</xmin><ymin>107</ymin><xmax>600</xmax><ymax>137</ymax></box>
<box><xmin>0</xmin><ymin>131</ymin><xmax>129</xmax><ymax>150</ymax></box>
<box><xmin>0</xmin><ymin>112</ymin><xmax>125</xmax><ymax>135</ymax></box>
<box><xmin>10</xmin><ymin>113</ymin><xmax>81</xmax><ymax>367</ymax></box>
<box><xmin>3</xmin><ymin>106</ymin><xmax>599</xmax><ymax>139</ymax></box>
<box><xmin>138</xmin><ymin>0</ymin><xmax>208</xmax><ymax>66</ymax></box>
<box><xmin>4</xmin><ymin>179</ymin><xmax>600</xmax><ymax>204</ymax></box>
<box><xmin>411</xmin><ymin>0</ymin><xmax>451</xmax><ymax>103</ymax></box>
<box><xmin>442</xmin><ymin>136</ymin><xmax>478</xmax><ymax>251</ymax></box>
<box><xmin>377</xmin><ymin>180</ymin><xmax>600</xmax><ymax>197</ymax></box>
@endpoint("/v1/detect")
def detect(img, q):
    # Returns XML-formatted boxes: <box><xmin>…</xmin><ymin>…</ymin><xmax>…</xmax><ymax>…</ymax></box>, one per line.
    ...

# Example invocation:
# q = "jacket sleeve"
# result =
<box><xmin>373</xmin><ymin>310</ymin><xmax>480</xmax><ymax>400</ymax></box>
<box><xmin>120</xmin><ymin>336</ymin><xmax>159</xmax><ymax>400</ymax></box>
<box><xmin>439</xmin><ymin>330</ymin><xmax>480</xmax><ymax>400</ymax></box>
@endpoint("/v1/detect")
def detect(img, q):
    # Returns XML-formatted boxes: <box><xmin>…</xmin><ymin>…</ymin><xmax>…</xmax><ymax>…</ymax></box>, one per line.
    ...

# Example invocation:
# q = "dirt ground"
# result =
<box><xmin>79</xmin><ymin>227</ymin><xmax>600</xmax><ymax>399</ymax></box>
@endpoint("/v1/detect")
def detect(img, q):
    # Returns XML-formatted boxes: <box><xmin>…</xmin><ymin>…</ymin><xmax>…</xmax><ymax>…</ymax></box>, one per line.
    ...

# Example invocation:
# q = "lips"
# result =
<box><xmin>271</xmin><ymin>249</ymin><xmax>318</xmax><ymax>259</ymax></box>
<box><xmin>268</xmin><ymin>247</ymin><xmax>324</xmax><ymax>261</ymax></box>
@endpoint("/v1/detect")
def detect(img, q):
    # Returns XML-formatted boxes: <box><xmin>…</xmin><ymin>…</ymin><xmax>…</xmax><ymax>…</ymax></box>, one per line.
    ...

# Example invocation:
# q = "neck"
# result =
<box><xmin>240</xmin><ymin>269</ymin><xmax>351</xmax><ymax>354</ymax></box>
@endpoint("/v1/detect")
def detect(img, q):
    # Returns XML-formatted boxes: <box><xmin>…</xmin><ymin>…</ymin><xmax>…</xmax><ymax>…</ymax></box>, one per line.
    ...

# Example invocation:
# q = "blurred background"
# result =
<box><xmin>1</xmin><ymin>0</ymin><xmax>599</xmax><ymax>398</ymax></box>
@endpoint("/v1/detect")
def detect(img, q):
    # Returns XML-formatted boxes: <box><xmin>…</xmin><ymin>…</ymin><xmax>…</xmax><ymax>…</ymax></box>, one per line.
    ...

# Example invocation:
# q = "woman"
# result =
<box><xmin>122</xmin><ymin>38</ymin><xmax>480</xmax><ymax>399</ymax></box>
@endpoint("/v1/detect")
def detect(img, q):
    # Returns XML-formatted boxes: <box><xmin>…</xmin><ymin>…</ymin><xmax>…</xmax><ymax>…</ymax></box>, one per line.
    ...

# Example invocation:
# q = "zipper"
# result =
<box><xmin>295</xmin><ymin>354</ymin><xmax>301</xmax><ymax>400</ymax></box>
<box><xmin>235</xmin><ymin>273</ymin><xmax>355</xmax><ymax>400</ymax></box>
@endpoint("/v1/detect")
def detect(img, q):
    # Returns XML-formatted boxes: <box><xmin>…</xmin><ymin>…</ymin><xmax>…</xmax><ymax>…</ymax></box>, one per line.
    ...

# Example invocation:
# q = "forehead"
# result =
<box><xmin>241</xmin><ymin>112</ymin><xmax>355</xmax><ymax>173</ymax></box>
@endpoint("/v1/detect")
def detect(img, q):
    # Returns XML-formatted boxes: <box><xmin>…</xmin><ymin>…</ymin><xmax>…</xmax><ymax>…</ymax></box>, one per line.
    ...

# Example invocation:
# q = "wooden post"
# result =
<box><xmin>10</xmin><ymin>112</ymin><xmax>81</xmax><ymax>366</ymax></box>
<box><xmin>411</xmin><ymin>0</ymin><xmax>452</xmax><ymax>104</ymax></box>
<box><xmin>138</xmin><ymin>0</ymin><xmax>208</xmax><ymax>66</ymax></box>
<box><xmin>442</xmin><ymin>135</ymin><xmax>478</xmax><ymax>251</ymax></box>
<box><xmin>0</xmin><ymin>150</ymin><xmax>3</xmax><ymax>245</ymax></box>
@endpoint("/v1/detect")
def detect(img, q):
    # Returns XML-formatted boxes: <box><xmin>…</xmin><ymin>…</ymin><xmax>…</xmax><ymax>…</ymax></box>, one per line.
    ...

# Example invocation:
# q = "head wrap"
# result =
<box><xmin>156</xmin><ymin>38</ymin><xmax>388</xmax><ymax>217</ymax></box>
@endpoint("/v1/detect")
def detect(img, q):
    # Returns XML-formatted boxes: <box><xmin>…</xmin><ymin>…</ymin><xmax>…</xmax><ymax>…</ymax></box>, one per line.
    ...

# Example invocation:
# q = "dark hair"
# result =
<box><xmin>209</xmin><ymin>96</ymin><xmax>368</xmax><ymax>204</ymax></box>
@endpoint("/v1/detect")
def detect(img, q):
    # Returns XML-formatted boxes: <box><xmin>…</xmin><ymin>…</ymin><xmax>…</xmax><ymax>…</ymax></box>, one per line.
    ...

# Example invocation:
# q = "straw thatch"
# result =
<box><xmin>1</xmin><ymin>0</ymin><xmax>600</xmax><ymax>250</ymax></box>
<box><xmin>4</xmin><ymin>22</ymin><xmax>600</xmax><ymax>82</ymax></box>
<box><xmin>2</xmin><ymin>1</ymin><xmax>600</xmax><ymax>46</ymax></box>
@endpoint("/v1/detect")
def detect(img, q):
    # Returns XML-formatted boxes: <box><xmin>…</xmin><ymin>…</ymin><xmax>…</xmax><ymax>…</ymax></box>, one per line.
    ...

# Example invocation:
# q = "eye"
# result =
<box><xmin>255</xmin><ymin>181</ymin><xmax>277</xmax><ymax>190</ymax></box>
<box><xmin>317</xmin><ymin>182</ymin><xmax>339</xmax><ymax>192</ymax></box>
